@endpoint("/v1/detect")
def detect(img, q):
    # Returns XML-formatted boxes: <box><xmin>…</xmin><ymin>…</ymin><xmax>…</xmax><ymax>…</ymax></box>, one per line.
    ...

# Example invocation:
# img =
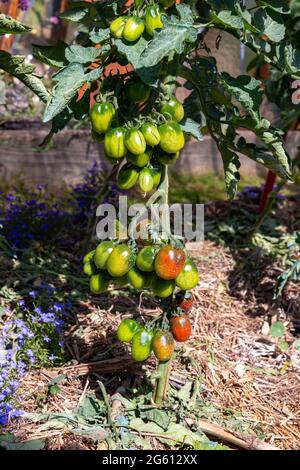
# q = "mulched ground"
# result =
<box><xmin>9</xmin><ymin>238</ymin><xmax>300</xmax><ymax>450</ymax></box>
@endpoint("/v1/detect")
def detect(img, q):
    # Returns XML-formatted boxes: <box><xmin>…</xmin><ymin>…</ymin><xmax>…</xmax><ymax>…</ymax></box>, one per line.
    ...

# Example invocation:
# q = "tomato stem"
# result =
<box><xmin>153</xmin><ymin>359</ymin><xmax>171</xmax><ymax>404</ymax></box>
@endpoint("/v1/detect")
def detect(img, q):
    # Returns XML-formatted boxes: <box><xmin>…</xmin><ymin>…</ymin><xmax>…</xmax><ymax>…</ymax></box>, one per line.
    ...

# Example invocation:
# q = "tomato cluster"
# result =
<box><xmin>83</xmin><ymin>239</ymin><xmax>199</xmax><ymax>297</ymax></box>
<box><xmin>109</xmin><ymin>1</ymin><xmax>175</xmax><ymax>43</ymax></box>
<box><xmin>116</xmin><ymin>290</ymin><xmax>194</xmax><ymax>362</ymax></box>
<box><xmin>90</xmin><ymin>91</ymin><xmax>185</xmax><ymax>194</ymax></box>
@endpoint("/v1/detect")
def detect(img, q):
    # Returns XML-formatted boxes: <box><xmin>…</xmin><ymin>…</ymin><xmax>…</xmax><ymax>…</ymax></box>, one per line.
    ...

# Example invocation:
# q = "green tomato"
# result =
<box><xmin>125</xmin><ymin>128</ymin><xmax>146</xmax><ymax>155</ymax></box>
<box><xmin>94</xmin><ymin>241</ymin><xmax>114</xmax><ymax>269</ymax></box>
<box><xmin>117</xmin><ymin>163</ymin><xmax>140</xmax><ymax>190</ymax></box>
<box><xmin>83</xmin><ymin>260</ymin><xmax>96</xmax><ymax>276</ymax></box>
<box><xmin>124</xmin><ymin>80</ymin><xmax>151</xmax><ymax>103</ymax></box>
<box><xmin>157</xmin><ymin>149</ymin><xmax>180</xmax><ymax>165</ymax></box>
<box><xmin>131</xmin><ymin>329</ymin><xmax>153</xmax><ymax>362</ymax></box>
<box><xmin>136</xmin><ymin>245</ymin><xmax>158</xmax><ymax>272</ymax></box>
<box><xmin>151</xmin><ymin>275</ymin><xmax>175</xmax><ymax>298</ymax></box>
<box><xmin>90</xmin><ymin>102</ymin><xmax>116</xmax><ymax>134</ymax></box>
<box><xmin>90</xmin><ymin>271</ymin><xmax>110</xmax><ymax>294</ymax></box>
<box><xmin>117</xmin><ymin>318</ymin><xmax>140</xmax><ymax>342</ymax></box>
<box><xmin>149</xmin><ymin>162</ymin><xmax>162</xmax><ymax>187</ymax></box>
<box><xmin>127</xmin><ymin>266</ymin><xmax>151</xmax><ymax>289</ymax></box>
<box><xmin>158</xmin><ymin>121</ymin><xmax>185</xmax><ymax>153</ymax></box>
<box><xmin>138</xmin><ymin>168</ymin><xmax>154</xmax><ymax>193</ymax></box>
<box><xmin>83</xmin><ymin>250</ymin><xmax>95</xmax><ymax>264</ymax></box>
<box><xmin>159</xmin><ymin>0</ymin><xmax>175</xmax><ymax>8</ymax></box>
<box><xmin>110</xmin><ymin>16</ymin><xmax>128</xmax><ymax>39</ymax></box>
<box><xmin>104</xmin><ymin>127</ymin><xmax>126</xmax><ymax>159</ymax></box>
<box><xmin>106</xmin><ymin>244</ymin><xmax>136</xmax><ymax>277</ymax></box>
<box><xmin>145</xmin><ymin>4</ymin><xmax>164</xmax><ymax>36</ymax></box>
<box><xmin>123</xmin><ymin>16</ymin><xmax>145</xmax><ymax>42</ymax></box>
<box><xmin>140</xmin><ymin>123</ymin><xmax>160</xmax><ymax>146</ymax></box>
<box><xmin>175</xmin><ymin>258</ymin><xmax>199</xmax><ymax>290</ymax></box>
<box><xmin>126</xmin><ymin>149</ymin><xmax>151</xmax><ymax>167</ymax></box>
<box><xmin>160</xmin><ymin>96</ymin><xmax>184</xmax><ymax>123</ymax></box>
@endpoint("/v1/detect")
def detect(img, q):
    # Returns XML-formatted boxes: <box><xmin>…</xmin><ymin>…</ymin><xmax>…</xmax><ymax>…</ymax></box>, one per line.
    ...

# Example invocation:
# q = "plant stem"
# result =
<box><xmin>153</xmin><ymin>360</ymin><xmax>171</xmax><ymax>405</ymax></box>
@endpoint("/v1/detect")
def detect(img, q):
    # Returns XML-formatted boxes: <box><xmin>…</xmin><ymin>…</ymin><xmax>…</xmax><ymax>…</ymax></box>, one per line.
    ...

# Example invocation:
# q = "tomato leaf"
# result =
<box><xmin>253</xmin><ymin>8</ymin><xmax>286</xmax><ymax>42</ymax></box>
<box><xmin>0</xmin><ymin>51</ymin><xmax>49</xmax><ymax>103</ymax></box>
<box><xmin>140</xmin><ymin>409</ymin><xmax>171</xmax><ymax>431</ymax></box>
<box><xmin>32</xmin><ymin>42</ymin><xmax>68</xmax><ymax>69</ymax></box>
<box><xmin>89</xmin><ymin>27</ymin><xmax>110</xmax><ymax>44</ymax></box>
<box><xmin>60</xmin><ymin>5</ymin><xmax>90</xmax><ymax>23</ymax></box>
<box><xmin>140</xmin><ymin>4</ymin><xmax>197</xmax><ymax>68</ymax></box>
<box><xmin>180</xmin><ymin>117</ymin><xmax>203</xmax><ymax>141</ymax></box>
<box><xmin>43</xmin><ymin>63</ymin><xmax>103</xmax><ymax>122</ymax></box>
<box><xmin>220</xmin><ymin>73</ymin><xmax>263</xmax><ymax>124</ymax></box>
<box><xmin>256</xmin><ymin>1</ymin><xmax>291</xmax><ymax>15</ymax></box>
<box><xmin>269</xmin><ymin>321</ymin><xmax>285</xmax><ymax>338</ymax></box>
<box><xmin>65</xmin><ymin>45</ymin><xmax>100</xmax><ymax>64</ymax></box>
<box><xmin>219</xmin><ymin>144</ymin><xmax>241</xmax><ymax>200</ymax></box>
<box><xmin>0</xmin><ymin>13</ymin><xmax>31</xmax><ymax>35</ymax></box>
<box><xmin>236</xmin><ymin>137</ymin><xmax>292</xmax><ymax>181</ymax></box>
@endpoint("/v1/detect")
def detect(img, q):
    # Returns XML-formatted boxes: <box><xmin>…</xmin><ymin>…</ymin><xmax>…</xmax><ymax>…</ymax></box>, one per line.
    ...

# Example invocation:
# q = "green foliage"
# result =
<box><xmin>0</xmin><ymin>51</ymin><xmax>49</xmax><ymax>103</ymax></box>
<box><xmin>2</xmin><ymin>1</ymin><xmax>300</xmax><ymax>199</ymax></box>
<box><xmin>0</xmin><ymin>14</ymin><xmax>31</xmax><ymax>35</ymax></box>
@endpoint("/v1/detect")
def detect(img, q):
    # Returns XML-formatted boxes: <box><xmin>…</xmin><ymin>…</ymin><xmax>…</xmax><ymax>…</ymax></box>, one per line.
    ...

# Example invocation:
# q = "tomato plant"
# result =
<box><xmin>23</xmin><ymin>0</ymin><xmax>299</xmax><ymax>406</ymax></box>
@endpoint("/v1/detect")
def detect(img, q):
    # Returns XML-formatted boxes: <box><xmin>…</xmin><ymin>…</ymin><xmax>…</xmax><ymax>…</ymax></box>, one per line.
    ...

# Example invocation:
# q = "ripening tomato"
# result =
<box><xmin>134</xmin><ymin>218</ymin><xmax>152</xmax><ymax>245</ymax></box>
<box><xmin>176</xmin><ymin>291</ymin><xmax>194</xmax><ymax>312</ymax></box>
<box><xmin>104</xmin><ymin>127</ymin><xmax>126</xmax><ymax>159</ymax></box>
<box><xmin>145</xmin><ymin>4</ymin><xmax>164</xmax><ymax>36</ymax></box>
<box><xmin>159</xmin><ymin>0</ymin><xmax>175</xmax><ymax>8</ymax></box>
<box><xmin>156</xmin><ymin>150</ymin><xmax>179</xmax><ymax>165</ymax></box>
<box><xmin>127</xmin><ymin>266</ymin><xmax>151</xmax><ymax>289</ymax></box>
<box><xmin>151</xmin><ymin>275</ymin><xmax>175</xmax><ymax>298</ymax></box>
<box><xmin>136</xmin><ymin>245</ymin><xmax>158</xmax><ymax>271</ymax></box>
<box><xmin>117</xmin><ymin>163</ymin><xmax>139</xmax><ymax>190</ymax></box>
<box><xmin>106</xmin><ymin>244</ymin><xmax>136</xmax><ymax>277</ymax></box>
<box><xmin>110</xmin><ymin>16</ymin><xmax>128</xmax><ymax>38</ymax></box>
<box><xmin>138</xmin><ymin>168</ymin><xmax>154</xmax><ymax>193</ymax></box>
<box><xmin>131</xmin><ymin>329</ymin><xmax>153</xmax><ymax>361</ymax></box>
<box><xmin>125</xmin><ymin>128</ymin><xmax>146</xmax><ymax>155</ymax></box>
<box><xmin>90</xmin><ymin>102</ymin><xmax>116</xmax><ymax>134</ymax></box>
<box><xmin>155</xmin><ymin>245</ymin><xmax>186</xmax><ymax>280</ymax></box>
<box><xmin>140</xmin><ymin>123</ymin><xmax>160</xmax><ymax>146</ymax></box>
<box><xmin>123</xmin><ymin>16</ymin><xmax>145</xmax><ymax>42</ymax></box>
<box><xmin>83</xmin><ymin>260</ymin><xmax>96</xmax><ymax>276</ymax></box>
<box><xmin>117</xmin><ymin>318</ymin><xmax>140</xmax><ymax>342</ymax></box>
<box><xmin>124</xmin><ymin>80</ymin><xmax>151</xmax><ymax>103</ymax></box>
<box><xmin>175</xmin><ymin>258</ymin><xmax>199</xmax><ymax>290</ymax></box>
<box><xmin>90</xmin><ymin>271</ymin><xmax>110</xmax><ymax>294</ymax></box>
<box><xmin>94</xmin><ymin>241</ymin><xmax>114</xmax><ymax>269</ymax></box>
<box><xmin>170</xmin><ymin>315</ymin><xmax>191</xmax><ymax>342</ymax></box>
<box><xmin>158</xmin><ymin>121</ymin><xmax>185</xmax><ymax>153</ymax></box>
<box><xmin>160</xmin><ymin>96</ymin><xmax>184</xmax><ymax>123</ymax></box>
<box><xmin>126</xmin><ymin>149</ymin><xmax>151</xmax><ymax>167</ymax></box>
<box><xmin>83</xmin><ymin>250</ymin><xmax>95</xmax><ymax>264</ymax></box>
<box><xmin>152</xmin><ymin>330</ymin><xmax>175</xmax><ymax>361</ymax></box>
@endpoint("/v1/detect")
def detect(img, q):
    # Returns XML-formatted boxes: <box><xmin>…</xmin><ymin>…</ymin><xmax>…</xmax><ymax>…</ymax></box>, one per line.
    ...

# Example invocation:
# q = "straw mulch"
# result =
<box><xmin>10</xmin><ymin>240</ymin><xmax>300</xmax><ymax>450</ymax></box>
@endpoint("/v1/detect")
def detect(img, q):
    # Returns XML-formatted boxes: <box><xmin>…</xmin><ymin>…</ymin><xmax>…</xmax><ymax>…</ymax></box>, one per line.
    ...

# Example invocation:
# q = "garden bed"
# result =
<box><xmin>1</xmin><ymin>176</ymin><xmax>299</xmax><ymax>450</ymax></box>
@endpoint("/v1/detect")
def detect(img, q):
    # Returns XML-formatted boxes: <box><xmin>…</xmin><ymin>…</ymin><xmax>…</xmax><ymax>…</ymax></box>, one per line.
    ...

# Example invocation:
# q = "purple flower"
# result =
<box><xmin>18</xmin><ymin>0</ymin><xmax>29</xmax><ymax>11</ymax></box>
<box><xmin>43</xmin><ymin>335</ymin><xmax>50</xmax><ymax>343</ymax></box>
<box><xmin>50</xmin><ymin>16</ymin><xmax>60</xmax><ymax>25</ymax></box>
<box><xmin>49</xmin><ymin>354</ymin><xmax>57</xmax><ymax>361</ymax></box>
